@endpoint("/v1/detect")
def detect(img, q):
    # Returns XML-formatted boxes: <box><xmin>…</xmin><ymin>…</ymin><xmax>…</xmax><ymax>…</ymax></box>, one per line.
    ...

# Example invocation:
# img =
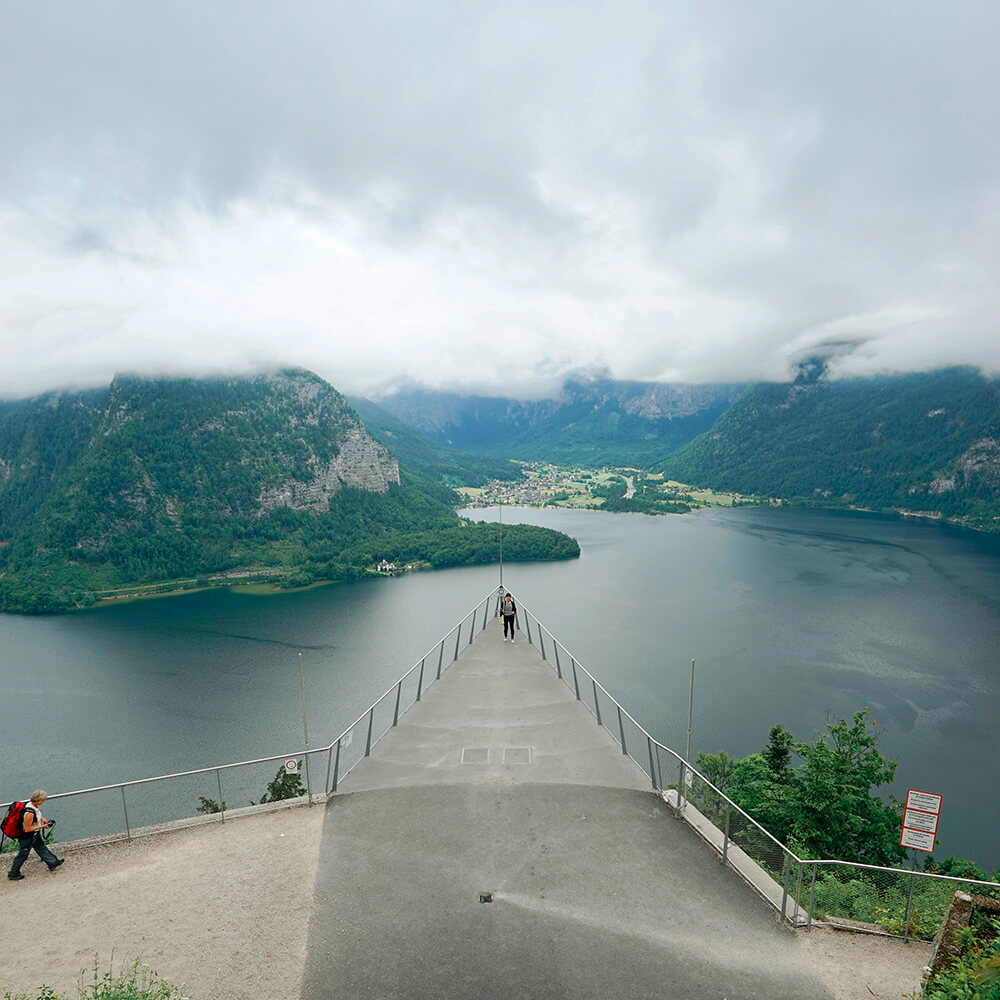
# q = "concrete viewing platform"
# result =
<box><xmin>2</xmin><ymin>618</ymin><xmax>930</xmax><ymax>999</ymax></box>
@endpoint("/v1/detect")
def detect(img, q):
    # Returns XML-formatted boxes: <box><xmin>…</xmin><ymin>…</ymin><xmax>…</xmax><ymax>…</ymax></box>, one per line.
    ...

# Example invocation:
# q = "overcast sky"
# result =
<box><xmin>2</xmin><ymin>1</ymin><xmax>998</xmax><ymax>401</ymax></box>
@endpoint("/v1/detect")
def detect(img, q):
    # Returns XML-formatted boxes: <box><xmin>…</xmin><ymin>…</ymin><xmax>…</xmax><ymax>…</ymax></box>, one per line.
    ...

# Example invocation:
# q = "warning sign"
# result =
<box><xmin>900</xmin><ymin>788</ymin><xmax>941</xmax><ymax>853</ymax></box>
<box><xmin>284</xmin><ymin>759</ymin><xmax>298</xmax><ymax>774</ymax></box>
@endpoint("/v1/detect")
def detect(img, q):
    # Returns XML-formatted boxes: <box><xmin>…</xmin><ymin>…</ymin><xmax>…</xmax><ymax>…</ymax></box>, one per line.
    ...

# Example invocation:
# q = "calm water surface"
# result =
<box><xmin>1</xmin><ymin>506</ymin><xmax>997</xmax><ymax>868</ymax></box>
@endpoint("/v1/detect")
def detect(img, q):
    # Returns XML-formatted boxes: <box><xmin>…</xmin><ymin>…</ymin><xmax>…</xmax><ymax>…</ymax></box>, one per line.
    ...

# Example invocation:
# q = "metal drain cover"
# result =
<box><xmin>461</xmin><ymin>746</ymin><xmax>489</xmax><ymax>765</ymax></box>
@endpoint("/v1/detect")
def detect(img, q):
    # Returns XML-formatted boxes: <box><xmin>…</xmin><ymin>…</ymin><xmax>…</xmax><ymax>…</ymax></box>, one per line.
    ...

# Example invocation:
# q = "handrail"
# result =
<box><xmin>3</xmin><ymin>588</ymin><xmax>501</xmax><ymax>831</ymax></box>
<box><xmin>516</xmin><ymin>602</ymin><xmax>1000</xmax><ymax>933</ymax></box>
<box><xmin>6</xmin><ymin>587</ymin><xmax>996</xmax><ymax>937</ymax></box>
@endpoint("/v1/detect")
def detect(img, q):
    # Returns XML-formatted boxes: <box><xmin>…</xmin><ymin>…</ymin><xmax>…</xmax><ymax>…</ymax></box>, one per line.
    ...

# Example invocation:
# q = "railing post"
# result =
<box><xmin>325</xmin><ymin>744</ymin><xmax>334</xmax><ymax>794</ymax></box>
<box><xmin>331</xmin><ymin>738</ymin><xmax>342</xmax><ymax>793</ymax></box>
<box><xmin>591</xmin><ymin>679</ymin><xmax>602</xmax><ymax>726</ymax></box>
<box><xmin>416</xmin><ymin>657</ymin><xmax>426</xmax><ymax>701</ymax></box>
<box><xmin>216</xmin><ymin>769</ymin><xmax>225</xmax><ymax>823</ymax></box>
<box><xmin>721</xmin><ymin>802</ymin><xmax>731</xmax><ymax>865</ymax></box>
<box><xmin>453</xmin><ymin>625</ymin><xmax>462</xmax><ymax>662</ymax></box>
<box><xmin>524</xmin><ymin>613</ymin><xmax>532</xmax><ymax>645</ymax></box>
<box><xmin>393</xmin><ymin>681</ymin><xmax>402</xmax><ymax>725</ymax></box>
<box><xmin>571</xmin><ymin>658</ymin><xmax>581</xmax><ymax>700</ymax></box>
<box><xmin>807</xmin><ymin>863</ymin><xmax>818</xmax><ymax>930</ymax></box>
<box><xmin>793</xmin><ymin>862</ymin><xmax>804</xmax><ymax>925</ymax></box>
<box><xmin>780</xmin><ymin>853</ymin><xmax>791</xmax><ymax>924</ymax></box>
<box><xmin>468</xmin><ymin>612</ymin><xmax>475</xmax><ymax>646</ymax></box>
<box><xmin>365</xmin><ymin>708</ymin><xmax>375</xmax><ymax>757</ymax></box>
<box><xmin>437</xmin><ymin>639</ymin><xmax>445</xmax><ymax>680</ymax></box>
<box><xmin>553</xmin><ymin>642</ymin><xmax>562</xmax><ymax>679</ymax></box>
<box><xmin>904</xmin><ymin>871</ymin><xmax>916</xmax><ymax>943</ymax></box>
<box><xmin>538</xmin><ymin>628</ymin><xmax>547</xmax><ymax>661</ymax></box>
<box><xmin>481</xmin><ymin>601</ymin><xmax>489</xmax><ymax>631</ymax></box>
<box><xmin>121</xmin><ymin>786</ymin><xmax>131</xmax><ymax>841</ymax></box>
<box><xmin>655</xmin><ymin>745</ymin><xmax>662</xmax><ymax>793</ymax></box>
<box><xmin>617</xmin><ymin>706</ymin><xmax>627</xmax><ymax>755</ymax></box>
<box><xmin>647</xmin><ymin>737</ymin><xmax>657</xmax><ymax>791</ymax></box>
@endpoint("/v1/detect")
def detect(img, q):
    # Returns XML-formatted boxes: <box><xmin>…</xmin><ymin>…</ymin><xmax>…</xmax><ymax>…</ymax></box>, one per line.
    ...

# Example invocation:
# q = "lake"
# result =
<box><xmin>1</xmin><ymin>505</ymin><xmax>997</xmax><ymax>870</ymax></box>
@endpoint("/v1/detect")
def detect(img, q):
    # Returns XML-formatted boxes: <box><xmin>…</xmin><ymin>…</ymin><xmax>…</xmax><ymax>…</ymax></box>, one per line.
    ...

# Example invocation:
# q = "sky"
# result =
<box><xmin>2</xmin><ymin>1</ymin><xmax>999</xmax><ymax>402</ymax></box>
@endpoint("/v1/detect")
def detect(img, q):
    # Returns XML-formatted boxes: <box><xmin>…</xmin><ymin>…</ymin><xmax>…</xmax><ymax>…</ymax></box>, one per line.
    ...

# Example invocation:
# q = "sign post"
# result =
<box><xmin>900</xmin><ymin>788</ymin><xmax>942</xmax><ymax>853</ymax></box>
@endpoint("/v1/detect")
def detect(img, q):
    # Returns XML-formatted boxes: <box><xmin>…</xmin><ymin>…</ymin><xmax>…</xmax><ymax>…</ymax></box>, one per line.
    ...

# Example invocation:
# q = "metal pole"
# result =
<box><xmin>416</xmin><ymin>657</ymin><xmax>425</xmax><ymax>701</ymax></box>
<box><xmin>553</xmin><ymin>642</ymin><xmax>562</xmax><ymax>679</ymax></box>
<box><xmin>331</xmin><ymin>739</ymin><xmax>342</xmax><ymax>793</ymax></box>
<box><xmin>539</xmin><ymin>628</ymin><xmax>547</xmax><ymax>661</ymax></box>
<box><xmin>780</xmin><ymin>853</ymin><xmax>791</xmax><ymax>923</ymax></box>
<box><xmin>393</xmin><ymin>681</ymin><xmax>402</xmax><ymax>726</ymax></box>
<box><xmin>904</xmin><ymin>869</ymin><xmax>916</xmax><ymax>943</ymax></box>
<box><xmin>121</xmin><ymin>786</ymin><xmax>131</xmax><ymax>841</ymax></box>
<box><xmin>298</xmin><ymin>652</ymin><xmax>313</xmax><ymax>806</ymax></box>
<box><xmin>365</xmin><ymin>708</ymin><xmax>374</xmax><ymax>756</ymax></box>
<box><xmin>807</xmin><ymin>863</ymin><xmax>818</xmax><ymax>930</ymax></box>
<box><xmin>216</xmin><ymin>769</ymin><xmax>225</xmax><ymax>823</ymax></box>
<box><xmin>453</xmin><ymin>624</ymin><xmax>461</xmax><ymax>662</ymax></box>
<box><xmin>571</xmin><ymin>657</ymin><xmax>581</xmax><ymax>700</ymax></box>
<box><xmin>647</xmin><ymin>737</ymin><xmax>657</xmax><ymax>791</ymax></box>
<box><xmin>524</xmin><ymin>613</ymin><xmax>532</xmax><ymax>645</ymax></box>
<box><xmin>325</xmin><ymin>744</ymin><xmax>334</xmax><ymax>794</ymax></box>
<box><xmin>722</xmin><ymin>803</ymin><xmax>731</xmax><ymax>865</ymax></box>
<box><xmin>436</xmin><ymin>639</ymin><xmax>444</xmax><ymax>680</ymax></box>
<box><xmin>592</xmin><ymin>679</ymin><xmax>602</xmax><ymax>726</ymax></box>
<box><xmin>617</xmin><ymin>706</ymin><xmax>627</xmax><ymax>755</ymax></box>
<box><xmin>498</xmin><ymin>502</ymin><xmax>503</xmax><ymax>590</ymax></box>
<box><xmin>685</xmin><ymin>658</ymin><xmax>695</xmax><ymax>771</ymax></box>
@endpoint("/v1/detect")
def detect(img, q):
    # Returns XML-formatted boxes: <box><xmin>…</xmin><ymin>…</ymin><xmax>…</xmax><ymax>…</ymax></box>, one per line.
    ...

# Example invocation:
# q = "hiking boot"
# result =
<box><xmin>48</xmin><ymin>859</ymin><xmax>64</xmax><ymax>870</ymax></box>
<box><xmin>8</xmin><ymin>872</ymin><xmax>25</xmax><ymax>880</ymax></box>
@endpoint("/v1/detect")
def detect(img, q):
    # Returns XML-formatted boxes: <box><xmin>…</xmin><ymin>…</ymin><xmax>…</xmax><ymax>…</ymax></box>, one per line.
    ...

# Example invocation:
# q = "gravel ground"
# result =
<box><xmin>2</xmin><ymin>803</ymin><xmax>932</xmax><ymax>1000</ymax></box>
<box><xmin>1</xmin><ymin>805</ymin><xmax>325</xmax><ymax>1000</ymax></box>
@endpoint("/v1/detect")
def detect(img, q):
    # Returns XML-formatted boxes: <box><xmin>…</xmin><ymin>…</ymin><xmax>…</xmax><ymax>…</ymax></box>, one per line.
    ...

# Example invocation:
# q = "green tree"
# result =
<box><xmin>256</xmin><ymin>764</ymin><xmax>306</xmax><ymax>803</ymax></box>
<box><xmin>788</xmin><ymin>709</ymin><xmax>904</xmax><ymax>866</ymax></box>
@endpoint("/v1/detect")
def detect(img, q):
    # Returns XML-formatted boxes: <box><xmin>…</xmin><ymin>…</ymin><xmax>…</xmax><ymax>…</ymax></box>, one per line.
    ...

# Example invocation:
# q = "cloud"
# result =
<box><xmin>2</xmin><ymin>1</ymin><xmax>999</xmax><ymax>401</ymax></box>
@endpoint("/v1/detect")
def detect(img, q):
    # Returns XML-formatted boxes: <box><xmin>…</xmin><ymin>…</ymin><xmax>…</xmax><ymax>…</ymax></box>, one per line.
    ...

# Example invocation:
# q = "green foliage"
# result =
<box><xmin>255</xmin><ymin>764</ymin><xmax>305</xmax><ymax>804</ymax></box>
<box><xmin>195</xmin><ymin>796</ymin><xmax>226</xmax><ymax>814</ymax></box>
<box><xmin>3</xmin><ymin>957</ymin><xmax>188</xmax><ymax>1000</ymax></box>
<box><xmin>921</xmin><ymin>917</ymin><xmax>1000</xmax><ymax>999</ymax></box>
<box><xmin>696</xmin><ymin>709</ymin><xmax>905</xmax><ymax>868</ymax></box>
<box><xmin>661</xmin><ymin>367</ymin><xmax>1000</xmax><ymax>526</ymax></box>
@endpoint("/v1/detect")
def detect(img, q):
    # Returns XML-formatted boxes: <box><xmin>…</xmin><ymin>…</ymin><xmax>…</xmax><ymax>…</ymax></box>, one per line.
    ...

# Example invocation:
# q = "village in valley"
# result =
<box><xmin>453</xmin><ymin>462</ymin><xmax>756</xmax><ymax>510</ymax></box>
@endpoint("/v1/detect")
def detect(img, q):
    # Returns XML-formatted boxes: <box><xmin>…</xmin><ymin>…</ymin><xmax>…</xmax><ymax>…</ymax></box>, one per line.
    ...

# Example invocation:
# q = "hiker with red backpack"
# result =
<box><xmin>5</xmin><ymin>790</ymin><xmax>64</xmax><ymax>881</ymax></box>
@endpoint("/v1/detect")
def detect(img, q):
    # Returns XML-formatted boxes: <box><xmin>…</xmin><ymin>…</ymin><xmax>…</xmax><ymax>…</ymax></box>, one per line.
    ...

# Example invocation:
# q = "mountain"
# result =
<box><xmin>0</xmin><ymin>371</ymin><xmax>578</xmax><ymax>613</ymax></box>
<box><xmin>375</xmin><ymin>378</ymin><xmax>746</xmax><ymax>467</ymax></box>
<box><xmin>346</xmin><ymin>395</ymin><xmax>526</xmax><ymax>505</ymax></box>
<box><xmin>661</xmin><ymin>365</ymin><xmax>1000</xmax><ymax>528</ymax></box>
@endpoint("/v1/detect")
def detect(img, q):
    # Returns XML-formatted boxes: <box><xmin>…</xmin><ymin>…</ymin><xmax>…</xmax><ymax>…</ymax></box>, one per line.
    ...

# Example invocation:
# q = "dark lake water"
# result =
<box><xmin>1</xmin><ymin>505</ymin><xmax>997</xmax><ymax>870</ymax></box>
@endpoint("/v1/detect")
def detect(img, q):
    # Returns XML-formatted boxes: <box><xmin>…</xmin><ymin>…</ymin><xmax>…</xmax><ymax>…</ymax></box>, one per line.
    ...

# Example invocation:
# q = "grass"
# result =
<box><xmin>3</xmin><ymin>959</ymin><xmax>188</xmax><ymax>1000</ymax></box>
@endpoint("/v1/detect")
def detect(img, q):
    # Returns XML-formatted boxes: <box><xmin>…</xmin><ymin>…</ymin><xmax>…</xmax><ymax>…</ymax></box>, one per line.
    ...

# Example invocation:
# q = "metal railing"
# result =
<box><xmin>2</xmin><ymin>588</ymin><xmax>502</xmax><ymax>854</ymax></box>
<box><xmin>5</xmin><ymin>587</ymin><xmax>995</xmax><ymax>942</ymax></box>
<box><xmin>517</xmin><ymin>603</ymin><xmax>1000</xmax><ymax>940</ymax></box>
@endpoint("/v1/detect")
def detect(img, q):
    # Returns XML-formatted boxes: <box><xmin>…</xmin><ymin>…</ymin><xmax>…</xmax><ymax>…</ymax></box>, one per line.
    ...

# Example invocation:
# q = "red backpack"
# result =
<box><xmin>1</xmin><ymin>800</ymin><xmax>27</xmax><ymax>841</ymax></box>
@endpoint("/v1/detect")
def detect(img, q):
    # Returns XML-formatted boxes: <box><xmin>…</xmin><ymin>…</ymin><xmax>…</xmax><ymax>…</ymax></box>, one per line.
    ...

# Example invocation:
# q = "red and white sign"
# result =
<box><xmin>900</xmin><ymin>788</ymin><xmax>942</xmax><ymax>852</ymax></box>
<box><xmin>284</xmin><ymin>758</ymin><xmax>298</xmax><ymax>774</ymax></box>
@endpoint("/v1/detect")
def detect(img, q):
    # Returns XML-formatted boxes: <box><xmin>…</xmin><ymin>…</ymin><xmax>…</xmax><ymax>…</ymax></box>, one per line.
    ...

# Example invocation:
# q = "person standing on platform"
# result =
<box><xmin>501</xmin><ymin>592</ymin><xmax>517</xmax><ymax>643</ymax></box>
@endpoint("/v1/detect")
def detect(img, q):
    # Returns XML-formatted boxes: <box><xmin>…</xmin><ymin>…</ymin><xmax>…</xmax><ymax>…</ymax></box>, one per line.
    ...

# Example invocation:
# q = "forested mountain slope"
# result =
<box><xmin>0</xmin><ymin>371</ymin><xmax>578</xmax><ymax>613</ymax></box>
<box><xmin>661</xmin><ymin>366</ymin><xmax>1000</xmax><ymax>528</ymax></box>
<box><xmin>376</xmin><ymin>378</ymin><xmax>745</xmax><ymax>466</ymax></box>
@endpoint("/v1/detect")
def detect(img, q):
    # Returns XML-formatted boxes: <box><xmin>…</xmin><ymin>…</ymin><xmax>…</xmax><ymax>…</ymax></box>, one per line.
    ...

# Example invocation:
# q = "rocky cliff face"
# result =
<box><xmin>258</xmin><ymin>426</ymin><xmax>399</xmax><ymax>513</ymax></box>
